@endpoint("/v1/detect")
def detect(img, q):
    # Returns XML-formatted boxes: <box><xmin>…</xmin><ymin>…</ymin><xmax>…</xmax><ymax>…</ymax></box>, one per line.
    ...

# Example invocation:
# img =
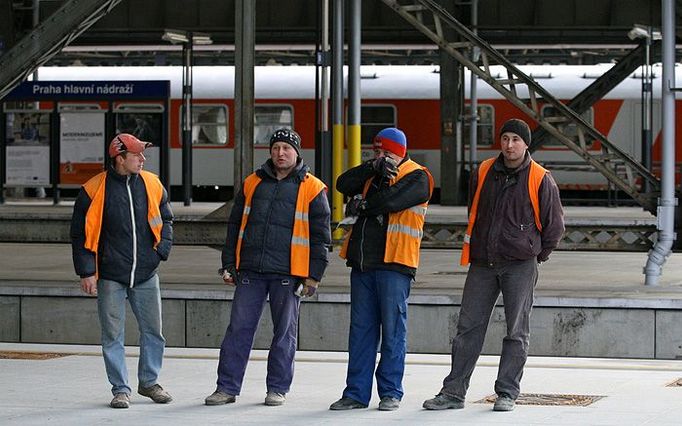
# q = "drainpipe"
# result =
<box><xmin>644</xmin><ymin>0</ymin><xmax>677</xmax><ymax>285</ymax></box>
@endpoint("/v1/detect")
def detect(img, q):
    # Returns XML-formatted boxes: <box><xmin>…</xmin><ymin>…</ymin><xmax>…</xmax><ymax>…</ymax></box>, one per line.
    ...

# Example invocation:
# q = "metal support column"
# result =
<box><xmin>644</xmin><ymin>0</ymin><xmax>677</xmax><ymax>285</ymax></box>
<box><xmin>331</xmin><ymin>0</ymin><xmax>345</xmax><ymax>237</ymax></box>
<box><xmin>315</xmin><ymin>0</ymin><xmax>332</xmax><ymax>188</ymax></box>
<box><xmin>234</xmin><ymin>0</ymin><xmax>255</xmax><ymax>196</ymax></box>
<box><xmin>347</xmin><ymin>0</ymin><xmax>361</xmax><ymax>169</ymax></box>
<box><xmin>181</xmin><ymin>37</ymin><xmax>193</xmax><ymax>206</ymax></box>
<box><xmin>468</xmin><ymin>0</ymin><xmax>479</xmax><ymax>179</ymax></box>
<box><xmin>641</xmin><ymin>34</ymin><xmax>654</xmax><ymax>194</ymax></box>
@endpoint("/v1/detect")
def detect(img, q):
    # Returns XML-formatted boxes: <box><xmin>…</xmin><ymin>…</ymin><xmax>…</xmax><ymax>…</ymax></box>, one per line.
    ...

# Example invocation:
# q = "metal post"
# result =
<box><xmin>0</xmin><ymin>103</ymin><xmax>5</xmax><ymax>204</ymax></box>
<box><xmin>469</xmin><ymin>0</ymin><xmax>478</xmax><ymax>175</ymax></box>
<box><xmin>181</xmin><ymin>36</ymin><xmax>193</xmax><ymax>206</ymax></box>
<box><xmin>331</xmin><ymin>0</ymin><xmax>344</xmax><ymax>238</ymax></box>
<box><xmin>315</xmin><ymin>0</ymin><xmax>332</xmax><ymax>188</ymax></box>
<box><xmin>234</xmin><ymin>0</ymin><xmax>255</xmax><ymax>196</ymax></box>
<box><xmin>644</xmin><ymin>0</ymin><xmax>677</xmax><ymax>285</ymax></box>
<box><xmin>347</xmin><ymin>0</ymin><xmax>361</xmax><ymax>169</ymax></box>
<box><xmin>641</xmin><ymin>34</ymin><xmax>653</xmax><ymax>194</ymax></box>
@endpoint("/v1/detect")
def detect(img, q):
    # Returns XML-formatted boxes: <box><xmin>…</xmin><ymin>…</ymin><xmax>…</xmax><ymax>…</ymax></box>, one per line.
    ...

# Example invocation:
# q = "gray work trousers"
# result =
<box><xmin>440</xmin><ymin>258</ymin><xmax>538</xmax><ymax>400</ymax></box>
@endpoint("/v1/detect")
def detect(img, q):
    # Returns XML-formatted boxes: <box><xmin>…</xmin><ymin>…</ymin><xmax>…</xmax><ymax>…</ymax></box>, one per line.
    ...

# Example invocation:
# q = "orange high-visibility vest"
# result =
<box><xmin>82</xmin><ymin>170</ymin><xmax>164</xmax><ymax>276</ymax></box>
<box><xmin>235</xmin><ymin>172</ymin><xmax>327</xmax><ymax>278</ymax></box>
<box><xmin>460</xmin><ymin>157</ymin><xmax>547</xmax><ymax>266</ymax></box>
<box><xmin>340</xmin><ymin>159</ymin><xmax>434</xmax><ymax>268</ymax></box>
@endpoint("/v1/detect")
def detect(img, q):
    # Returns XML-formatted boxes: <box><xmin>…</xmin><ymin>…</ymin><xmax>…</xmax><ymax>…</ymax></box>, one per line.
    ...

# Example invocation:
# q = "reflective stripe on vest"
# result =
<box><xmin>235</xmin><ymin>172</ymin><xmax>327</xmax><ymax>278</ymax></box>
<box><xmin>460</xmin><ymin>157</ymin><xmax>546</xmax><ymax>266</ymax></box>
<box><xmin>340</xmin><ymin>159</ymin><xmax>434</xmax><ymax>268</ymax></box>
<box><xmin>82</xmin><ymin>170</ymin><xmax>164</xmax><ymax>276</ymax></box>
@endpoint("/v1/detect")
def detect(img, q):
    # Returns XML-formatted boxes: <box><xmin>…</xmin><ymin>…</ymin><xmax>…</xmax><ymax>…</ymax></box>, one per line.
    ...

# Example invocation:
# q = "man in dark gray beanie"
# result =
<box><xmin>423</xmin><ymin>117</ymin><xmax>564</xmax><ymax>413</ymax></box>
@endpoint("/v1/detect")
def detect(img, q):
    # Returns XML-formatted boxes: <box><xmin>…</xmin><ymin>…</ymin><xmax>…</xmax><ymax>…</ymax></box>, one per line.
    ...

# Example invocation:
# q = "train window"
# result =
<box><xmin>360</xmin><ymin>105</ymin><xmax>396</xmax><ymax>145</ymax></box>
<box><xmin>186</xmin><ymin>105</ymin><xmax>228</xmax><ymax>145</ymax></box>
<box><xmin>541</xmin><ymin>106</ymin><xmax>594</xmax><ymax>147</ymax></box>
<box><xmin>254</xmin><ymin>105</ymin><xmax>294</xmax><ymax>145</ymax></box>
<box><xmin>463</xmin><ymin>104</ymin><xmax>494</xmax><ymax>146</ymax></box>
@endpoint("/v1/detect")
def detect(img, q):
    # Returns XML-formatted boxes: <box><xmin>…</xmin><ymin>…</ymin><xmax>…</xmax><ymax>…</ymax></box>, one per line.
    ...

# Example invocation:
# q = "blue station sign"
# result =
<box><xmin>4</xmin><ymin>80</ymin><xmax>169</xmax><ymax>101</ymax></box>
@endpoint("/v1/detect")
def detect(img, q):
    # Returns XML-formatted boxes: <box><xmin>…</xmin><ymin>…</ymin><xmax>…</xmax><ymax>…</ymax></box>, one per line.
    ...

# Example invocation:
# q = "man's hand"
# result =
<box><xmin>80</xmin><ymin>275</ymin><xmax>97</xmax><ymax>296</ymax></box>
<box><xmin>345</xmin><ymin>195</ymin><xmax>367</xmax><ymax>217</ymax></box>
<box><xmin>372</xmin><ymin>156</ymin><xmax>399</xmax><ymax>179</ymax></box>
<box><xmin>537</xmin><ymin>248</ymin><xmax>552</xmax><ymax>264</ymax></box>
<box><xmin>219</xmin><ymin>265</ymin><xmax>238</xmax><ymax>286</ymax></box>
<box><xmin>297</xmin><ymin>278</ymin><xmax>319</xmax><ymax>298</ymax></box>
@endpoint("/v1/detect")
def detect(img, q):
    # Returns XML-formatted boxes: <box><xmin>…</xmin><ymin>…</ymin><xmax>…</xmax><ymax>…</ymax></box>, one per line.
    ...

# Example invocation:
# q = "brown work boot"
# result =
<box><xmin>138</xmin><ymin>384</ymin><xmax>173</xmax><ymax>403</ymax></box>
<box><xmin>110</xmin><ymin>393</ymin><xmax>130</xmax><ymax>409</ymax></box>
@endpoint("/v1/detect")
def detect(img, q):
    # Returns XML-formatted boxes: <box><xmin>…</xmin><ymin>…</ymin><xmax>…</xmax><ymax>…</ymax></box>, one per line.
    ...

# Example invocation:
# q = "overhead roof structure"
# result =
<box><xmin>0</xmin><ymin>0</ymin><xmax>676</xmax><ymax>67</ymax></box>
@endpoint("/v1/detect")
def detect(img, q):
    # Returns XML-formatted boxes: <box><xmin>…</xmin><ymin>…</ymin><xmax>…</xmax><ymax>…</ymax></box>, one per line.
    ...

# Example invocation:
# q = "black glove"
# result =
<box><xmin>372</xmin><ymin>156</ymin><xmax>399</xmax><ymax>179</ymax></box>
<box><xmin>345</xmin><ymin>195</ymin><xmax>367</xmax><ymax>217</ymax></box>
<box><xmin>537</xmin><ymin>248</ymin><xmax>552</xmax><ymax>264</ymax></box>
<box><xmin>218</xmin><ymin>265</ymin><xmax>238</xmax><ymax>284</ymax></box>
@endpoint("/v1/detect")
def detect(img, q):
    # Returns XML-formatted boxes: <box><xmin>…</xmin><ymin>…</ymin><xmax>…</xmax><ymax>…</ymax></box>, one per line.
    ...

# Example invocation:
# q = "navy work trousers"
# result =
<box><xmin>216</xmin><ymin>271</ymin><xmax>301</xmax><ymax>395</ymax></box>
<box><xmin>342</xmin><ymin>268</ymin><xmax>412</xmax><ymax>405</ymax></box>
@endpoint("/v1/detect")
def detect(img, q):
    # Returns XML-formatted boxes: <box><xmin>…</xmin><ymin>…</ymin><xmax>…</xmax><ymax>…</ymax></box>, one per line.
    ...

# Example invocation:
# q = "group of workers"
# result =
<box><xmin>70</xmin><ymin>118</ymin><xmax>564</xmax><ymax>412</ymax></box>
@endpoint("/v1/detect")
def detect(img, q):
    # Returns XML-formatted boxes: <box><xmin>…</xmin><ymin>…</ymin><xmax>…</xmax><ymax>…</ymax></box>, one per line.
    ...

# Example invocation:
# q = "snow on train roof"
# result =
<box><xmin>36</xmin><ymin>64</ymin><xmax>673</xmax><ymax>100</ymax></box>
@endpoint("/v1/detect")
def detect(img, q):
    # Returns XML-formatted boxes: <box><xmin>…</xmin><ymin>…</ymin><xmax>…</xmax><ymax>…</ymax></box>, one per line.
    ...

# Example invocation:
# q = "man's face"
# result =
<box><xmin>373</xmin><ymin>148</ymin><xmax>402</xmax><ymax>163</ymax></box>
<box><xmin>270</xmin><ymin>141</ymin><xmax>298</xmax><ymax>173</ymax></box>
<box><xmin>117</xmin><ymin>152</ymin><xmax>145</xmax><ymax>175</ymax></box>
<box><xmin>500</xmin><ymin>132</ymin><xmax>527</xmax><ymax>164</ymax></box>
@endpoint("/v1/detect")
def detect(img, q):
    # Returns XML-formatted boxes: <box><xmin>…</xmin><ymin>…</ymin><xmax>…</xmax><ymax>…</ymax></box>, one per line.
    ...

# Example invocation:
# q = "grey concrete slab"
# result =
<box><xmin>0</xmin><ymin>296</ymin><xmax>20</xmax><ymax>342</ymax></box>
<box><xmin>2</xmin><ymin>343</ymin><xmax>682</xmax><ymax>425</ymax></box>
<box><xmin>655</xmin><ymin>310</ymin><xmax>682</xmax><ymax>359</ymax></box>
<box><xmin>20</xmin><ymin>297</ymin><xmax>185</xmax><ymax>346</ymax></box>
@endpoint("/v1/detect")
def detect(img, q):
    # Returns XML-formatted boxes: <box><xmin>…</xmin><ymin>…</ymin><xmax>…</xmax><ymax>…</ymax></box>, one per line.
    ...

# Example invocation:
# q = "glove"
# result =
<box><xmin>372</xmin><ymin>156</ymin><xmax>399</xmax><ymax>179</ymax></box>
<box><xmin>345</xmin><ymin>194</ymin><xmax>367</xmax><ymax>217</ymax></box>
<box><xmin>536</xmin><ymin>248</ymin><xmax>552</xmax><ymax>264</ymax></box>
<box><xmin>295</xmin><ymin>278</ymin><xmax>319</xmax><ymax>298</ymax></box>
<box><xmin>218</xmin><ymin>265</ymin><xmax>238</xmax><ymax>286</ymax></box>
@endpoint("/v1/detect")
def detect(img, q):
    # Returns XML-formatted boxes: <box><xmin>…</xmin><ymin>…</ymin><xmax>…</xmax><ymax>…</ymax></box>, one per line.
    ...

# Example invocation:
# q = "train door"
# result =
<box><xmin>58</xmin><ymin>103</ymin><xmax>106</xmax><ymax>185</ymax></box>
<box><xmin>185</xmin><ymin>103</ymin><xmax>229</xmax><ymax>187</ymax></box>
<box><xmin>358</xmin><ymin>104</ymin><xmax>397</xmax><ymax>162</ymax></box>
<box><xmin>113</xmin><ymin>103</ymin><xmax>164</xmax><ymax>175</ymax></box>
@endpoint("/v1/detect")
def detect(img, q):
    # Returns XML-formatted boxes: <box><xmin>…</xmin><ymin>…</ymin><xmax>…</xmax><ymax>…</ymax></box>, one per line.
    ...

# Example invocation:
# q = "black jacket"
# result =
<box><xmin>469</xmin><ymin>152</ymin><xmax>564</xmax><ymax>265</ymax></box>
<box><xmin>70</xmin><ymin>167</ymin><xmax>174</xmax><ymax>285</ymax></box>
<box><xmin>336</xmin><ymin>156</ymin><xmax>432</xmax><ymax>277</ymax></box>
<box><xmin>222</xmin><ymin>159</ymin><xmax>331</xmax><ymax>281</ymax></box>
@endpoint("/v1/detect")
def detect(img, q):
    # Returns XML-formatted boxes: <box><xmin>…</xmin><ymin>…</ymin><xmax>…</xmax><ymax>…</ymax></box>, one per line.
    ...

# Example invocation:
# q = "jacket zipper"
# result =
<box><xmin>126</xmin><ymin>175</ymin><xmax>137</xmax><ymax>288</ymax></box>
<box><xmin>259</xmin><ymin>179</ymin><xmax>281</xmax><ymax>272</ymax></box>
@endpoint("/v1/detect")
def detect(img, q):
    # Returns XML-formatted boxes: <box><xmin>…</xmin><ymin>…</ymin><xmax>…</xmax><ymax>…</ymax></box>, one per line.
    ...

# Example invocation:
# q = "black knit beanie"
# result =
<box><xmin>499</xmin><ymin>118</ymin><xmax>531</xmax><ymax>146</ymax></box>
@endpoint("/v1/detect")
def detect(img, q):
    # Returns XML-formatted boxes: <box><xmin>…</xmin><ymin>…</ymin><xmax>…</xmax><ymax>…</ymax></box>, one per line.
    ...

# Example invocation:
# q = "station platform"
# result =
<box><xmin>2</xmin><ymin>342</ymin><xmax>682</xmax><ymax>425</ymax></box>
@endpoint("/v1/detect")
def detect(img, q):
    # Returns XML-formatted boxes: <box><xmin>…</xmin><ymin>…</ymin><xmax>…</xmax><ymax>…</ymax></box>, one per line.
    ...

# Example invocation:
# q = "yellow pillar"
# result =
<box><xmin>347</xmin><ymin>123</ymin><xmax>362</xmax><ymax>168</ymax></box>
<box><xmin>332</xmin><ymin>123</ymin><xmax>345</xmax><ymax>240</ymax></box>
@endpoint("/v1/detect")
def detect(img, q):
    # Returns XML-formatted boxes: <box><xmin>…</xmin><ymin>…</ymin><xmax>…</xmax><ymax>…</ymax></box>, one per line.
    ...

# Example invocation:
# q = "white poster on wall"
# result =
<box><xmin>60</xmin><ymin>112</ymin><xmax>105</xmax><ymax>184</ymax></box>
<box><xmin>5</xmin><ymin>111</ymin><xmax>51</xmax><ymax>186</ymax></box>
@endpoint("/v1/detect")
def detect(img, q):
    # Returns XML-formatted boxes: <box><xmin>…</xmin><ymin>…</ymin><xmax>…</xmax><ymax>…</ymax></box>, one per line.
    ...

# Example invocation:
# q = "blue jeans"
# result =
<box><xmin>97</xmin><ymin>274</ymin><xmax>165</xmax><ymax>396</ymax></box>
<box><xmin>342</xmin><ymin>269</ymin><xmax>412</xmax><ymax>405</ymax></box>
<box><xmin>216</xmin><ymin>271</ymin><xmax>301</xmax><ymax>395</ymax></box>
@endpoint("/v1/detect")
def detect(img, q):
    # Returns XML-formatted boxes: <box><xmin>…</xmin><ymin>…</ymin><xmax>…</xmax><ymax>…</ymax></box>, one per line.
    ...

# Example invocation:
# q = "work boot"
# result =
<box><xmin>329</xmin><ymin>397</ymin><xmax>368</xmax><ymax>410</ymax></box>
<box><xmin>110</xmin><ymin>393</ymin><xmax>130</xmax><ymax>409</ymax></box>
<box><xmin>205</xmin><ymin>390</ymin><xmax>236</xmax><ymax>405</ymax></box>
<box><xmin>265</xmin><ymin>392</ymin><xmax>286</xmax><ymax>406</ymax></box>
<box><xmin>138</xmin><ymin>384</ymin><xmax>173</xmax><ymax>403</ymax></box>
<box><xmin>422</xmin><ymin>393</ymin><xmax>465</xmax><ymax>410</ymax></box>
<box><xmin>493</xmin><ymin>394</ymin><xmax>515</xmax><ymax>411</ymax></box>
<box><xmin>378</xmin><ymin>396</ymin><xmax>400</xmax><ymax>411</ymax></box>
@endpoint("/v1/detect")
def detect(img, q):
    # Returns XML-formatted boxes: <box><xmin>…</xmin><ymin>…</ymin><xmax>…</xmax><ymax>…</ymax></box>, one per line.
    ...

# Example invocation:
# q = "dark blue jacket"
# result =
<box><xmin>70</xmin><ymin>167</ymin><xmax>174</xmax><ymax>286</ymax></box>
<box><xmin>222</xmin><ymin>159</ymin><xmax>331</xmax><ymax>281</ymax></box>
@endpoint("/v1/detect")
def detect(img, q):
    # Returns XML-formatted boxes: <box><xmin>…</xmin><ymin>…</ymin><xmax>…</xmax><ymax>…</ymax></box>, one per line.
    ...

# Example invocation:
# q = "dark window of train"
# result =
<box><xmin>183</xmin><ymin>105</ymin><xmax>228</xmax><ymax>145</ymax></box>
<box><xmin>360</xmin><ymin>105</ymin><xmax>396</xmax><ymax>146</ymax></box>
<box><xmin>254</xmin><ymin>105</ymin><xmax>294</xmax><ymax>145</ymax></box>
<box><xmin>463</xmin><ymin>104</ymin><xmax>494</xmax><ymax>146</ymax></box>
<box><xmin>541</xmin><ymin>106</ymin><xmax>594</xmax><ymax>147</ymax></box>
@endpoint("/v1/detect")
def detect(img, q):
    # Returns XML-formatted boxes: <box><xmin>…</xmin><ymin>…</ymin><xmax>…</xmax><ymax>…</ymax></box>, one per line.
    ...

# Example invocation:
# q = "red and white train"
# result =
<box><xmin>18</xmin><ymin>64</ymin><xmax>682</xmax><ymax>199</ymax></box>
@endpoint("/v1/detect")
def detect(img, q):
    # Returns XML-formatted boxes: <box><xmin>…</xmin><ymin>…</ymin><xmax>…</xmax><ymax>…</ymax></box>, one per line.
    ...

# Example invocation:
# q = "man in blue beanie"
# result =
<box><xmin>330</xmin><ymin>127</ymin><xmax>434</xmax><ymax>411</ymax></box>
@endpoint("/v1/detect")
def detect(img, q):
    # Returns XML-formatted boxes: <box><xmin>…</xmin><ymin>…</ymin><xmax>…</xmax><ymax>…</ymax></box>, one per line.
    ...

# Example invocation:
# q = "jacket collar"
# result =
<box><xmin>258</xmin><ymin>158</ymin><xmax>309</xmax><ymax>181</ymax></box>
<box><xmin>493</xmin><ymin>151</ymin><xmax>531</xmax><ymax>174</ymax></box>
